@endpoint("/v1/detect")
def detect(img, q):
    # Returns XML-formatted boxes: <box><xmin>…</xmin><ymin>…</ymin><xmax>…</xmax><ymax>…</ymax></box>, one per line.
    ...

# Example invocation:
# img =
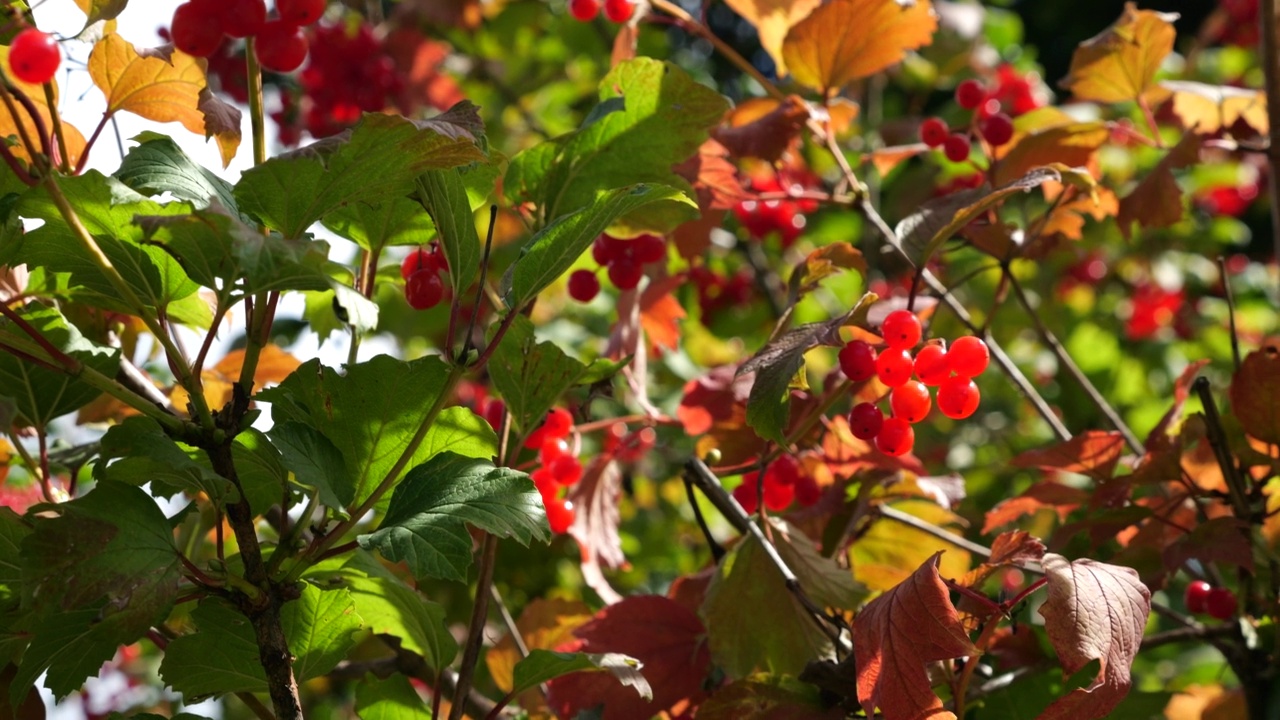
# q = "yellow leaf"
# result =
<box><xmin>214</xmin><ymin>345</ymin><xmax>302</xmax><ymax>387</ymax></box>
<box><xmin>782</xmin><ymin>0</ymin><xmax>936</xmax><ymax>93</ymax></box>
<box><xmin>0</xmin><ymin>47</ymin><xmax>87</xmax><ymax>166</ymax></box>
<box><xmin>1163</xmin><ymin>80</ymin><xmax>1268</xmax><ymax>135</ymax></box>
<box><xmin>1061</xmin><ymin>2</ymin><xmax>1178</xmax><ymax>104</ymax></box>
<box><xmin>723</xmin><ymin>0</ymin><xmax>823</xmax><ymax>78</ymax></box>
<box><xmin>850</xmin><ymin>500</ymin><xmax>971</xmax><ymax>592</ymax></box>
<box><xmin>992</xmin><ymin>109</ymin><xmax>1109</xmax><ymax>186</ymax></box>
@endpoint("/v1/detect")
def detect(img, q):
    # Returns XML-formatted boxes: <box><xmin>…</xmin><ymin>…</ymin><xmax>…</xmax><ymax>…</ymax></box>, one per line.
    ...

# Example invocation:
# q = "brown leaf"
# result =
<box><xmin>566</xmin><ymin>457</ymin><xmax>626</xmax><ymax>605</ymax></box>
<box><xmin>1117</xmin><ymin>132</ymin><xmax>1202</xmax><ymax>239</ymax></box>
<box><xmin>198</xmin><ymin>87</ymin><xmax>241</xmax><ymax>169</ymax></box>
<box><xmin>1061</xmin><ymin>2</ymin><xmax>1178</xmax><ymax>104</ymax></box>
<box><xmin>673</xmin><ymin>139</ymin><xmax>748</xmax><ymax>212</ymax></box>
<box><xmin>1162</xmin><ymin>516</ymin><xmax>1254</xmax><ymax>574</ymax></box>
<box><xmin>722</xmin><ymin>0</ymin><xmax>823</xmax><ymax>77</ymax></box>
<box><xmin>788</xmin><ymin>243</ymin><xmax>866</xmax><ymax>299</ymax></box>
<box><xmin>1230</xmin><ymin>345</ymin><xmax>1280</xmax><ymax>444</ymax></box>
<box><xmin>611</xmin><ymin>23</ymin><xmax>638</xmax><ymax>67</ymax></box>
<box><xmin>1163</xmin><ymin>80</ymin><xmax>1268</xmax><ymax>135</ymax></box>
<box><xmin>714</xmin><ymin>96</ymin><xmax>810</xmax><ymax>162</ymax></box>
<box><xmin>854</xmin><ymin>552</ymin><xmax>977</xmax><ymax>720</ymax></box>
<box><xmin>960</xmin><ymin>530</ymin><xmax>1046</xmax><ymax>588</ymax></box>
<box><xmin>1010</xmin><ymin>431</ymin><xmax>1127</xmax><ymax>482</ymax></box>
<box><xmin>782</xmin><ymin>0</ymin><xmax>937</xmax><ymax>93</ymax></box>
<box><xmin>982</xmin><ymin>481</ymin><xmax>1087</xmax><ymax>535</ymax></box>
<box><xmin>1036</xmin><ymin>553</ymin><xmax>1151</xmax><ymax>720</ymax></box>
<box><xmin>696</xmin><ymin>678</ymin><xmax>845</xmax><ymax>720</ymax></box>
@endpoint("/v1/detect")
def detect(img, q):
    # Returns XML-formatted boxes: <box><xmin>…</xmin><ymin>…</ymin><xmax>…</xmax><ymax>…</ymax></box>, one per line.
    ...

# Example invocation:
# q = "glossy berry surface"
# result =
<box><xmin>913</xmin><ymin>343</ymin><xmax>950</xmax><ymax>385</ymax></box>
<box><xmin>631</xmin><ymin>234</ymin><xmax>666</xmax><ymax>263</ymax></box>
<box><xmin>1184</xmin><ymin>580</ymin><xmax>1211</xmax><ymax>614</ymax></box>
<box><xmin>891</xmin><ymin>381</ymin><xmax>932</xmax><ymax>424</ymax></box>
<box><xmin>948</xmin><ymin>335</ymin><xmax>990</xmax><ymax>377</ymax></box>
<box><xmin>943</xmin><ymin>133</ymin><xmax>971</xmax><ymax>163</ymax></box>
<box><xmin>849</xmin><ymin>402</ymin><xmax>884</xmax><ymax>441</ymax></box>
<box><xmin>732</xmin><ymin>478</ymin><xmax>759</xmax><ymax>514</ymax></box>
<box><xmin>980</xmin><ymin>112</ymin><xmax>1015</xmax><ymax>147</ymax></box>
<box><xmin>400</xmin><ymin>247</ymin><xmax>441</xmax><ymax>279</ymax></box>
<box><xmin>8</xmin><ymin>29</ymin><xmax>61</xmax><ymax>84</ymax></box>
<box><xmin>171</xmin><ymin>3</ymin><xmax>224</xmax><ymax>57</ymax></box>
<box><xmin>569</xmin><ymin>0</ymin><xmax>601</xmax><ymax>21</ymax></box>
<box><xmin>546</xmin><ymin>498</ymin><xmax>576</xmax><ymax>534</ymax></box>
<box><xmin>220</xmin><ymin>0</ymin><xmax>267</xmax><ymax>37</ymax></box>
<box><xmin>255</xmin><ymin>21</ymin><xmax>309</xmax><ymax>72</ymax></box>
<box><xmin>955</xmin><ymin>79</ymin><xmax>985</xmax><ymax>109</ymax></box>
<box><xmin>547</xmin><ymin>455</ymin><xmax>583</xmax><ymax>486</ymax></box>
<box><xmin>568</xmin><ymin>269</ymin><xmax>601</xmax><ymax>302</ymax></box>
<box><xmin>603</xmin><ymin>0</ymin><xmax>636</xmax><ymax>22</ymax></box>
<box><xmin>881</xmin><ymin>310</ymin><xmax>922</xmax><ymax>349</ymax></box>
<box><xmin>592</xmin><ymin>235</ymin><xmax>620</xmax><ymax>265</ymax></box>
<box><xmin>875</xmin><ymin>348</ymin><xmax>915</xmax><ymax>387</ymax></box>
<box><xmin>607</xmin><ymin>259</ymin><xmax>643</xmax><ymax>290</ymax></box>
<box><xmin>937</xmin><ymin>376</ymin><xmax>980</xmax><ymax>419</ymax></box>
<box><xmin>1205</xmin><ymin>587</ymin><xmax>1237</xmax><ymax>620</ymax></box>
<box><xmin>838</xmin><ymin>340</ymin><xmax>877</xmax><ymax>382</ymax></box>
<box><xmin>277</xmin><ymin>0</ymin><xmax>327</xmax><ymax>26</ymax></box>
<box><xmin>405</xmin><ymin>271</ymin><xmax>444</xmax><ymax>310</ymax></box>
<box><xmin>763</xmin><ymin>478</ymin><xmax>795</xmax><ymax>512</ymax></box>
<box><xmin>875</xmin><ymin>417</ymin><xmax>914</xmax><ymax>456</ymax></box>
<box><xmin>920</xmin><ymin>117</ymin><xmax>948</xmax><ymax>148</ymax></box>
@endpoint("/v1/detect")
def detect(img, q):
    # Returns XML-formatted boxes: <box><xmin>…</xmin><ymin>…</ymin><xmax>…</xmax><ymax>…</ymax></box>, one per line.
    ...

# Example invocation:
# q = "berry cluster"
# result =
<box><xmin>690</xmin><ymin>266</ymin><xmax>753</xmax><ymax>322</ymax></box>
<box><xmin>568</xmin><ymin>0</ymin><xmax>637</xmax><ymax>23</ymax></box>
<box><xmin>291</xmin><ymin>22</ymin><xmax>405</xmax><ymax>138</ymax></box>
<box><xmin>920</xmin><ymin>73</ymin><xmax>1040</xmax><ymax>163</ymax></box>
<box><xmin>169</xmin><ymin>0</ymin><xmax>323</xmax><ymax>72</ymax></box>
<box><xmin>525</xmin><ymin>408</ymin><xmax>580</xmax><ymax>534</ymax></box>
<box><xmin>840</xmin><ymin>310</ymin><xmax>988</xmax><ymax>457</ymax></box>
<box><xmin>732</xmin><ymin>173</ymin><xmax>817</xmax><ymax>248</ymax></box>
<box><xmin>6</xmin><ymin>28</ymin><xmax>60</xmax><ymax>84</ymax></box>
<box><xmin>567</xmin><ymin>233</ymin><xmax>666</xmax><ymax>302</ymax></box>
<box><xmin>731</xmin><ymin>454</ymin><xmax>821</xmax><ymax>514</ymax></box>
<box><xmin>400</xmin><ymin>245</ymin><xmax>449</xmax><ymax>310</ymax></box>
<box><xmin>1184</xmin><ymin>580</ymin><xmax>1237</xmax><ymax>620</ymax></box>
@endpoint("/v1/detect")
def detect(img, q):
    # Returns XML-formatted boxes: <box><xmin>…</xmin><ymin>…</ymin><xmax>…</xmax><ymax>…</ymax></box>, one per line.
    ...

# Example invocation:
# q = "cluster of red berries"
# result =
<box><xmin>5</xmin><ymin>28</ymin><xmax>60</xmax><ymax>84</ymax></box>
<box><xmin>1184</xmin><ymin>580</ymin><xmax>1237</xmax><ymax>620</ymax></box>
<box><xmin>568</xmin><ymin>233</ymin><xmax>666</xmax><ymax>302</ymax></box>
<box><xmin>169</xmin><ymin>0</ymin><xmax>324</xmax><ymax>72</ymax></box>
<box><xmin>291</xmin><ymin>22</ymin><xmax>405</xmax><ymax>138</ymax></box>
<box><xmin>840</xmin><ymin>310</ymin><xmax>988</xmax><ymax>457</ymax></box>
<box><xmin>568</xmin><ymin>0</ymin><xmax>637</xmax><ymax>23</ymax></box>
<box><xmin>690</xmin><ymin>266</ymin><xmax>753</xmax><ymax>322</ymax></box>
<box><xmin>919</xmin><ymin>77</ymin><xmax>1028</xmax><ymax>163</ymax></box>
<box><xmin>732</xmin><ymin>173</ymin><xmax>818</xmax><ymax>248</ymax></box>
<box><xmin>525</xmin><ymin>408</ymin><xmax>580</xmax><ymax>534</ymax></box>
<box><xmin>731</xmin><ymin>455</ymin><xmax>821</xmax><ymax>514</ymax></box>
<box><xmin>400</xmin><ymin>245</ymin><xmax>449</xmax><ymax>310</ymax></box>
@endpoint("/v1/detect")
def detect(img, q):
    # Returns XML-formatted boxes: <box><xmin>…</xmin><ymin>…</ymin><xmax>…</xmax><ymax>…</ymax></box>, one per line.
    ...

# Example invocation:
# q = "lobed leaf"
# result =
<box><xmin>1061</xmin><ymin>2</ymin><xmax>1178</xmax><ymax>105</ymax></box>
<box><xmin>782</xmin><ymin>0</ymin><xmax>937</xmax><ymax>93</ymax></box>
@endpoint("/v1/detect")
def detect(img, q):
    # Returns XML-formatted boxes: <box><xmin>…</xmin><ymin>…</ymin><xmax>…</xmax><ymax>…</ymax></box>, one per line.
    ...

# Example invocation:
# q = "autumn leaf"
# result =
<box><xmin>639</xmin><ymin>275</ymin><xmax>686</xmax><ymax>352</ymax></box>
<box><xmin>172</xmin><ymin>345</ymin><xmax>301</xmax><ymax>411</ymax></box>
<box><xmin>851</xmin><ymin>500</ymin><xmax>970</xmax><ymax>592</ymax></box>
<box><xmin>1230</xmin><ymin>346</ymin><xmax>1280</xmax><ymax>444</ymax></box>
<box><xmin>1117</xmin><ymin>132</ymin><xmax>1202</xmax><ymax>239</ymax></box>
<box><xmin>982</xmin><ymin>481</ymin><xmax>1088</xmax><ymax>535</ymax></box>
<box><xmin>198</xmin><ymin>88</ymin><xmax>242</xmax><ymax>169</ymax></box>
<box><xmin>1163</xmin><ymin>81</ymin><xmax>1268</xmax><ymax>135</ymax></box>
<box><xmin>1162</xmin><ymin>516</ymin><xmax>1254</xmax><ymax>574</ymax></box>
<box><xmin>782</xmin><ymin>0</ymin><xmax>937</xmax><ymax>94</ymax></box>
<box><xmin>696</xmin><ymin>677</ymin><xmax>845</xmax><ymax>720</ymax></box>
<box><xmin>1061</xmin><ymin>2</ymin><xmax>1178</xmax><ymax>104</ymax></box>
<box><xmin>722</xmin><ymin>0</ymin><xmax>823</xmax><ymax>78</ymax></box>
<box><xmin>713</xmin><ymin>96</ymin><xmax>811</xmax><ymax>163</ymax></box>
<box><xmin>673</xmin><ymin>139</ymin><xmax>749</xmax><ymax>211</ymax></box>
<box><xmin>854</xmin><ymin>552</ymin><xmax>977</xmax><ymax>720</ymax></box>
<box><xmin>861</xmin><ymin>143</ymin><xmax>928</xmax><ymax>177</ymax></box>
<box><xmin>959</xmin><ymin>530</ymin><xmax>1046</xmax><ymax>588</ymax></box>
<box><xmin>486</xmin><ymin>597</ymin><xmax>594</xmax><ymax>714</ymax></box>
<box><xmin>788</xmin><ymin>243</ymin><xmax>866</xmax><ymax>300</ymax></box>
<box><xmin>1036</xmin><ymin>553</ymin><xmax>1151</xmax><ymax>720</ymax></box>
<box><xmin>1011</xmin><ymin>431</ymin><xmax>1127</xmax><ymax>482</ymax></box>
<box><xmin>566</xmin><ymin>456</ymin><xmax>626</xmax><ymax>605</ymax></box>
<box><xmin>0</xmin><ymin>47</ymin><xmax>87</xmax><ymax>166</ymax></box>
<box><xmin>991</xmin><ymin>111</ymin><xmax>1109</xmax><ymax>187</ymax></box>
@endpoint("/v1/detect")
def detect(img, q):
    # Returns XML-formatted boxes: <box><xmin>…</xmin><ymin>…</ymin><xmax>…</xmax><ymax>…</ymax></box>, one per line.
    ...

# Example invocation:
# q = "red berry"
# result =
<box><xmin>838</xmin><ymin>340</ymin><xmax>877</xmax><ymax>382</ymax></box>
<box><xmin>763</xmin><ymin>478</ymin><xmax>795</xmax><ymax>511</ymax></box>
<box><xmin>546</xmin><ymin>498</ymin><xmax>576</xmax><ymax>534</ymax></box>
<box><xmin>919</xmin><ymin>117</ymin><xmax>949</xmax><ymax>148</ymax></box>
<box><xmin>405</xmin><ymin>271</ymin><xmax>444</xmax><ymax>310</ymax></box>
<box><xmin>568</xmin><ymin>269</ymin><xmax>601</xmax><ymax>302</ymax></box>
<box><xmin>881</xmin><ymin>309</ymin><xmax>922</xmax><ymax>349</ymax></box>
<box><xmin>948</xmin><ymin>336</ymin><xmax>990</xmax><ymax>377</ymax></box>
<box><xmin>875</xmin><ymin>348</ymin><xmax>914</xmax><ymax>387</ymax></box>
<box><xmin>400</xmin><ymin>248</ymin><xmax>441</xmax><ymax>279</ymax></box>
<box><xmin>1184</xmin><ymin>580</ymin><xmax>1211</xmax><ymax>614</ymax></box>
<box><xmin>1205</xmin><ymin>587</ymin><xmax>1237</xmax><ymax>620</ymax></box>
<box><xmin>980</xmin><ymin>112</ymin><xmax>1015</xmax><ymax>147</ymax></box>
<box><xmin>631</xmin><ymin>234</ymin><xmax>666</xmax><ymax>263</ymax></box>
<box><xmin>733</xmin><ymin>477</ymin><xmax>759</xmax><ymax>514</ymax></box>
<box><xmin>849</xmin><ymin>402</ymin><xmax>884</xmax><ymax>441</ymax></box>
<box><xmin>171</xmin><ymin>3</ymin><xmax>224</xmax><ymax>58</ymax></box>
<box><xmin>277</xmin><ymin>0</ymin><xmax>326</xmax><ymax>25</ymax></box>
<box><xmin>482</xmin><ymin>399</ymin><xmax>506</xmax><ymax>433</ymax></box>
<box><xmin>592</xmin><ymin>235</ymin><xmax>621</xmax><ymax>265</ymax></box>
<box><xmin>943</xmin><ymin>133</ymin><xmax>971</xmax><ymax>163</ymax></box>
<box><xmin>548</xmin><ymin>455</ymin><xmax>583</xmax><ymax>486</ymax></box>
<box><xmin>890</xmin><ymin>381</ymin><xmax>932</xmax><ymax>423</ymax></box>
<box><xmin>7</xmin><ymin>28</ymin><xmax>61</xmax><ymax>84</ymax></box>
<box><xmin>937</xmin><ymin>376</ymin><xmax>980</xmax><ymax>419</ymax></box>
<box><xmin>255</xmin><ymin>21</ymin><xmax>309</xmax><ymax>72</ymax></box>
<box><xmin>913</xmin><ymin>343</ymin><xmax>950</xmax><ymax>386</ymax></box>
<box><xmin>607</xmin><ymin>258</ymin><xmax>643</xmax><ymax>290</ymax></box>
<box><xmin>220</xmin><ymin>0</ymin><xmax>267</xmax><ymax>37</ymax></box>
<box><xmin>603</xmin><ymin>0</ymin><xmax>636</xmax><ymax>22</ymax></box>
<box><xmin>765</xmin><ymin>455</ymin><xmax>800</xmax><ymax>487</ymax></box>
<box><xmin>532</xmin><ymin>468</ymin><xmax>558</xmax><ymax>499</ymax></box>
<box><xmin>955</xmin><ymin>79</ymin><xmax>985</xmax><ymax>110</ymax></box>
<box><xmin>569</xmin><ymin>0</ymin><xmax>601</xmax><ymax>21</ymax></box>
<box><xmin>875</xmin><ymin>417</ymin><xmax>914</xmax><ymax>456</ymax></box>
<box><xmin>539</xmin><ymin>437</ymin><xmax>570</xmax><ymax>464</ymax></box>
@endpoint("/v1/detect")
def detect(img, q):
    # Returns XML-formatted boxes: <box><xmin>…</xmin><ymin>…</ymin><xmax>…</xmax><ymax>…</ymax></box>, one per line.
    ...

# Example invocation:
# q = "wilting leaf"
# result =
<box><xmin>1230</xmin><ymin>346</ymin><xmax>1280</xmax><ymax>444</ymax></box>
<box><xmin>1061</xmin><ymin>3</ymin><xmax>1178</xmax><ymax>104</ymax></box>
<box><xmin>782</xmin><ymin>0</ymin><xmax>937</xmax><ymax>93</ymax></box>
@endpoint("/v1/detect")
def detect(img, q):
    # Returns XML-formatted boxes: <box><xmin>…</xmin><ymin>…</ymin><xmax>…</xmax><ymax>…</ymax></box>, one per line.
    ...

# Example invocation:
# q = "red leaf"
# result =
<box><xmin>1230</xmin><ymin>345</ymin><xmax>1280</xmax><ymax>444</ymax></box>
<box><xmin>1162</xmin><ymin>516</ymin><xmax>1254</xmax><ymax>573</ymax></box>
<box><xmin>982</xmin><ymin>481</ymin><xmax>1087</xmax><ymax>535</ymax></box>
<box><xmin>713</xmin><ymin>95</ymin><xmax>810</xmax><ymax>162</ymax></box>
<box><xmin>1036</xmin><ymin>553</ymin><xmax>1151</xmax><ymax>720</ymax></box>
<box><xmin>854</xmin><ymin>552</ymin><xmax>977</xmax><ymax>720</ymax></box>
<box><xmin>639</xmin><ymin>275</ymin><xmax>687</xmax><ymax>353</ymax></box>
<box><xmin>673</xmin><ymin>138</ymin><xmax>749</xmax><ymax>211</ymax></box>
<box><xmin>1010</xmin><ymin>431</ymin><xmax>1126</xmax><ymax>481</ymax></box>
<box><xmin>677</xmin><ymin>366</ymin><xmax>752</xmax><ymax>436</ymax></box>
<box><xmin>961</xmin><ymin>530</ymin><xmax>1047</xmax><ymax>588</ymax></box>
<box><xmin>567</xmin><ymin>457</ymin><xmax>627</xmax><ymax>605</ymax></box>
<box><xmin>546</xmin><ymin>596</ymin><xmax>711</xmax><ymax>720</ymax></box>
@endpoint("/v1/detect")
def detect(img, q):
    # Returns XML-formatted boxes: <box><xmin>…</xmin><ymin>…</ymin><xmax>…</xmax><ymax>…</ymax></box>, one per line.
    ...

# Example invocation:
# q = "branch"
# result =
<box><xmin>449</xmin><ymin>533</ymin><xmax>500</xmax><ymax>720</ymax></box>
<box><xmin>1260</xmin><ymin>0</ymin><xmax>1280</xmax><ymax>268</ymax></box>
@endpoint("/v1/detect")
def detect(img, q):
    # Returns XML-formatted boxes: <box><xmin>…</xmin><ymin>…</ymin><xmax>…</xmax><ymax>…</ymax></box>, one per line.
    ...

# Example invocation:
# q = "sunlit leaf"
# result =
<box><xmin>1061</xmin><ymin>2</ymin><xmax>1178</xmax><ymax>104</ymax></box>
<box><xmin>0</xmin><ymin>47</ymin><xmax>86</xmax><ymax>166</ymax></box>
<box><xmin>1117</xmin><ymin>132</ymin><xmax>1201</xmax><ymax>239</ymax></box>
<box><xmin>782</xmin><ymin>0</ymin><xmax>937</xmax><ymax>93</ymax></box>
<box><xmin>88</xmin><ymin>35</ymin><xmax>207</xmax><ymax>135</ymax></box>
<box><xmin>722</xmin><ymin>0</ymin><xmax>822</xmax><ymax>77</ymax></box>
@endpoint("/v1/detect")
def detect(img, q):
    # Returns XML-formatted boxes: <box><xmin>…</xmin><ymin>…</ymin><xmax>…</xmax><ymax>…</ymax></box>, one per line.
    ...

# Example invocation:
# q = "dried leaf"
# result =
<box><xmin>566</xmin><ymin>456</ymin><xmax>626</xmax><ymax>605</ymax></box>
<box><xmin>612</xmin><ymin>23</ymin><xmax>638</xmax><ymax>67</ymax></box>
<box><xmin>722</xmin><ymin>0</ymin><xmax>823</xmax><ymax>77</ymax></box>
<box><xmin>1117</xmin><ymin>131</ymin><xmax>1201</xmax><ymax>239</ymax></box>
<box><xmin>1163</xmin><ymin>81</ymin><xmax>1268</xmax><ymax>135</ymax></box>
<box><xmin>1011</xmin><ymin>431</ymin><xmax>1127</xmax><ymax>482</ymax></box>
<box><xmin>1061</xmin><ymin>3</ymin><xmax>1178</xmax><ymax>104</ymax></box>
<box><xmin>714</xmin><ymin>96</ymin><xmax>810</xmax><ymax>162</ymax></box>
<box><xmin>673</xmin><ymin>139</ymin><xmax>749</xmax><ymax>211</ymax></box>
<box><xmin>1230</xmin><ymin>345</ymin><xmax>1280</xmax><ymax>444</ymax></box>
<box><xmin>198</xmin><ymin>88</ymin><xmax>242</xmax><ymax>169</ymax></box>
<box><xmin>854</xmin><ymin>552</ymin><xmax>977</xmax><ymax>720</ymax></box>
<box><xmin>782</xmin><ymin>0</ymin><xmax>937</xmax><ymax>93</ymax></box>
<box><xmin>1036</xmin><ymin>553</ymin><xmax>1151</xmax><ymax>720</ymax></box>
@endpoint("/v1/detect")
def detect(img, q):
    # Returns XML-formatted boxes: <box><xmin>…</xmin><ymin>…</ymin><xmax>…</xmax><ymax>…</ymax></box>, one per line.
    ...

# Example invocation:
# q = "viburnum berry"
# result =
<box><xmin>568</xmin><ymin>269</ymin><xmax>601</xmax><ymax>302</ymax></box>
<box><xmin>919</xmin><ymin>117</ymin><xmax>949</xmax><ymax>148</ymax></box>
<box><xmin>405</xmin><ymin>271</ymin><xmax>444</xmax><ymax>310</ymax></box>
<box><xmin>607</xmin><ymin>258</ymin><xmax>643</xmax><ymax>290</ymax></box>
<box><xmin>400</xmin><ymin>247</ymin><xmax>442</xmax><ymax>279</ymax></box>
<box><xmin>548</xmin><ymin>455</ymin><xmax>583</xmax><ymax>486</ymax></box>
<box><xmin>1184</xmin><ymin>580</ymin><xmax>1211</xmax><ymax>614</ymax></box>
<box><xmin>913</xmin><ymin>343</ymin><xmax>950</xmax><ymax>386</ymax></box>
<box><xmin>765</xmin><ymin>455</ymin><xmax>800</xmax><ymax>487</ymax></box>
<box><xmin>955</xmin><ymin>79</ymin><xmax>985</xmax><ymax>110</ymax></box>
<box><xmin>838</xmin><ymin>340</ymin><xmax>877</xmax><ymax>382</ymax></box>
<box><xmin>763</xmin><ymin>478</ymin><xmax>795</xmax><ymax>512</ymax></box>
<box><xmin>592</xmin><ymin>235</ymin><xmax>621</xmax><ymax>265</ymax></box>
<box><xmin>875</xmin><ymin>417</ymin><xmax>914</xmax><ymax>456</ymax></box>
<box><xmin>937</xmin><ymin>376</ymin><xmax>980</xmax><ymax>419</ymax></box>
<box><xmin>277</xmin><ymin>0</ymin><xmax>327</xmax><ymax>26</ymax></box>
<box><xmin>7</xmin><ymin>28</ymin><xmax>61</xmax><ymax>84</ymax></box>
<box><xmin>603</xmin><ymin>0</ymin><xmax>636</xmax><ymax>23</ymax></box>
<box><xmin>171</xmin><ymin>2</ymin><xmax>224</xmax><ymax>57</ymax></box>
<box><xmin>980</xmin><ymin>112</ymin><xmax>1015</xmax><ymax>147</ymax></box>
<box><xmin>539</xmin><ymin>437</ymin><xmax>570</xmax><ymax>464</ymax></box>
<box><xmin>881</xmin><ymin>309</ymin><xmax>922</xmax><ymax>349</ymax></box>
<box><xmin>948</xmin><ymin>335</ymin><xmax>990</xmax><ymax>377</ymax></box>
<box><xmin>569</xmin><ymin>0</ymin><xmax>601</xmax><ymax>21</ymax></box>
<box><xmin>220</xmin><ymin>0</ymin><xmax>267</xmax><ymax>38</ymax></box>
<box><xmin>943</xmin><ymin>133</ymin><xmax>971</xmax><ymax>163</ymax></box>
<box><xmin>1205</xmin><ymin>587</ymin><xmax>1237</xmax><ymax>620</ymax></box>
<box><xmin>733</xmin><ymin>477</ymin><xmax>759</xmax><ymax>514</ymax></box>
<box><xmin>794</xmin><ymin>472</ymin><xmax>821</xmax><ymax>507</ymax></box>
<box><xmin>631</xmin><ymin>234</ymin><xmax>666</xmax><ymax>263</ymax></box>
<box><xmin>849</xmin><ymin>402</ymin><xmax>884</xmax><ymax>441</ymax></box>
<box><xmin>890</xmin><ymin>381</ymin><xmax>932</xmax><ymax>424</ymax></box>
<box><xmin>255</xmin><ymin>21</ymin><xmax>309</xmax><ymax>72</ymax></box>
<box><xmin>546</xmin><ymin>498</ymin><xmax>576</xmax><ymax>534</ymax></box>
<box><xmin>875</xmin><ymin>348</ymin><xmax>914</xmax><ymax>387</ymax></box>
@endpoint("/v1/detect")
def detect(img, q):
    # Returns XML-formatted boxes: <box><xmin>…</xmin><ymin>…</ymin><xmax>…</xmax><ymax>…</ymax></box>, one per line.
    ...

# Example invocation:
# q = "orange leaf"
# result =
<box><xmin>1010</xmin><ymin>430</ymin><xmax>1127</xmax><ymax>481</ymax></box>
<box><xmin>1061</xmin><ymin>2</ymin><xmax>1178</xmax><ymax>104</ymax></box>
<box><xmin>1231</xmin><ymin>345</ymin><xmax>1280</xmax><ymax>444</ymax></box>
<box><xmin>781</xmin><ymin>0</ymin><xmax>937</xmax><ymax>93</ymax></box>
<box><xmin>215</xmin><ymin>345</ymin><xmax>302</xmax><ymax>387</ymax></box>
<box><xmin>0</xmin><ymin>47</ymin><xmax>86</xmax><ymax>166</ymax></box>
<box><xmin>714</xmin><ymin>95</ymin><xmax>810</xmax><ymax>162</ymax></box>
<box><xmin>861</xmin><ymin>143</ymin><xmax>928</xmax><ymax>177</ymax></box>
<box><xmin>991</xmin><ymin>109</ymin><xmax>1109</xmax><ymax>186</ymax></box>
<box><xmin>722</xmin><ymin>0</ymin><xmax>823</xmax><ymax>77</ymax></box>
<box><xmin>639</xmin><ymin>275</ymin><xmax>686</xmax><ymax>352</ymax></box>
<box><xmin>1117</xmin><ymin>131</ymin><xmax>1201</xmax><ymax>239</ymax></box>
<box><xmin>1163</xmin><ymin>80</ymin><xmax>1268</xmax><ymax>135</ymax></box>
<box><xmin>982</xmin><ymin>481</ymin><xmax>1087</xmax><ymax>535</ymax></box>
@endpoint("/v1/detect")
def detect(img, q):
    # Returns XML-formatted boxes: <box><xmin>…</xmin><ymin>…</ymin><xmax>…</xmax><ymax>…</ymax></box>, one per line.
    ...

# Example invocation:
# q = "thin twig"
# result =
<box><xmin>877</xmin><ymin>504</ymin><xmax>993</xmax><ymax>559</ymax></box>
<box><xmin>461</xmin><ymin>206</ymin><xmax>499</xmax><ymax>360</ymax></box>
<box><xmin>1192</xmin><ymin>377</ymin><xmax>1251</xmax><ymax>519</ymax></box>
<box><xmin>684</xmin><ymin>472</ymin><xmax>726</xmax><ymax>561</ymax></box>
<box><xmin>236</xmin><ymin>693</ymin><xmax>277</xmax><ymax>720</ymax></box>
<box><xmin>1218</xmin><ymin>257</ymin><xmax>1242</xmax><ymax>371</ymax></box>
<box><xmin>449</xmin><ymin>533</ymin><xmax>500</xmax><ymax>720</ymax></box>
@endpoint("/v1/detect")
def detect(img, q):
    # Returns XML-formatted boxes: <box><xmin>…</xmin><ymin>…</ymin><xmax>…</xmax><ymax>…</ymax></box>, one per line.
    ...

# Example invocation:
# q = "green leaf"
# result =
<box><xmin>234</xmin><ymin>113</ymin><xmax>486</xmax><ymax>239</ymax></box>
<box><xmin>96</xmin><ymin>416</ymin><xmax>237</xmax><ymax>504</ymax></box>
<box><xmin>259</xmin><ymin>356</ymin><xmax>495</xmax><ymax>508</ymax></box>
<box><xmin>0</xmin><ymin>305</ymin><xmax>120</xmax><ymax>427</ymax></box>
<box><xmin>321</xmin><ymin>196</ymin><xmax>435</xmax><ymax>254</ymax></box>
<box><xmin>506</xmin><ymin>183</ymin><xmax>694</xmax><ymax>309</ymax></box>
<box><xmin>505</xmin><ymin>58</ymin><xmax>727</xmax><ymax>230</ymax></box>
<box><xmin>0</xmin><ymin>510</ymin><xmax>29</xmax><ymax>599</ymax></box>
<box><xmin>358</xmin><ymin>452</ymin><xmax>550</xmax><ymax>582</ymax></box>
<box><xmin>231</xmin><ymin>428</ymin><xmax>287</xmax><ymax>517</ymax></box>
<box><xmin>269</xmin><ymin>421</ymin><xmax>354</xmax><ymax>508</ymax></box>
<box><xmin>512</xmin><ymin>650</ymin><xmax>650</xmax><ymax>700</ymax></box>
<box><xmin>114</xmin><ymin>132</ymin><xmax>238</xmax><ymax>211</ymax></box>
<box><xmin>355</xmin><ymin>675</ymin><xmax>432</xmax><ymax>720</ymax></box>
<box><xmin>487</xmin><ymin>315</ymin><xmax>587</xmax><ymax>435</ymax></box>
<box><xmin>12</xmin><ymin>608</ymin><xmax>131</xmax><ymax>703</ymax></box>
<box><xmin>416</xmin><ymin>168</ymin><xmax>481</xmax><ymax>297</ymax></box>
<box><xmin>286</xmin><ymin>584</ymin><xmax>363</xmax><ymax>681</ymax></box>
<box><xmin>740</xmin><ymin>315</ymin><xmax>853</xmax><ymax>445</ymax></box>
